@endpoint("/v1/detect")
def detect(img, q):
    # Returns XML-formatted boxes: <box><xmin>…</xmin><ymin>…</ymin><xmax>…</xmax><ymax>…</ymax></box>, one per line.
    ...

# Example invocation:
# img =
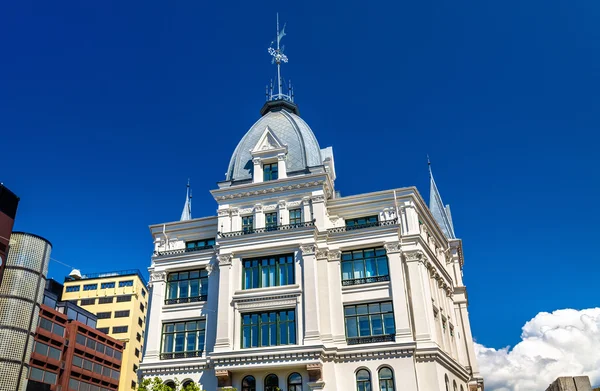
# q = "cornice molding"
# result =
<box><xmin>214</xmin><ymin>180</ymin><xmax>327</xmax><ymax>201</ymax></box>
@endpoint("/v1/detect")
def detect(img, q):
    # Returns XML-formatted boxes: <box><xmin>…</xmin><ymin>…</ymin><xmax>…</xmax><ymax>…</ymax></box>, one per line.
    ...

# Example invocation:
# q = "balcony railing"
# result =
<box><xmin>342</xmin><ymin>275</ymin><xmax>390</xmax><ymax>286</ymax></box>
<box><xmin>347</xmin><ymin>334</ymin><xmax>395</xmax><ymax>345</ymax></box>
<box><xmin>155</xmin><ymin>245</ymin><xmax>214</xmax><ymax>256</ymax></box>
<box><xmin>160</xmin><ymin>350</ymin><xmax>203</xmax><ymax>360</ymax></box>
<box><xmin>220</xmin><ymin>220</ymin><xmax>315</xmax><ymax>238</ymax></box>
<box><xmin>329</xmin><ymin>218</ymin><xmax>397</xmax><ymax>233</ymax></box>
<box><xmin>164</xmin><ymin>295</ymin><xmax>207</xmax><ymax>305</ymax></box>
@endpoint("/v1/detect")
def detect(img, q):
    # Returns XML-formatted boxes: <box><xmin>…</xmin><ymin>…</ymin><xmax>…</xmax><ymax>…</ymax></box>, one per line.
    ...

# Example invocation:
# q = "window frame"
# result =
<box><xmin>160</xmin><ymin>319</ymin><xmax>206</xmax><ymax>360</ymax></box>
<box><xmin>166</xmin><ymin>269</ymin><xmax>209</xmax><ymax>304</ymax></box>
<box><xmin>114</xmin><ymin>310</ymin><xmax>130</xmax><ymax>318</ymax></box>
<box><xmin>344</xmin><ymin>301</ymin><xmax>396</xmax><ymax>344</ymax></box>
<box><xmin>241</xmin><ymin>309</ymin><xmax>296</xmax><ymax>348</ymax></box>
<box><xmin>263</xmin><ymin>162</ymin><xmax>279</xmax><ymax>181</ymax></box>
<box><xmin>242</xmin><ymin>254</ymin><xmax>295</xmax><ymax>290</ymax></box>
<box><xmin>356</xmin><ymin>369</ymin><xmax>371</xmax><ymax>391</ymax></box>
<box><xmin>378</xmin><ymin>367</ymin><xmax>395</xmax><ymax>391</ymax></box>
<box><xmin>119</xmin><ymin>280</ymin><xmax>134</xmax><ymax>287</ymax></box>
<box><xmin>340</xmin><ymin>247</ymin><xmax>390</xmax><ymax>286</ymax></box>
<box><xmin>241</xmin><ymin>376</ymin><xmax>256</xmax><ymax>391</ymax></box>
<box><xmin>345</xmin><ymin>215</ymin><xmax>379</xmax><ymax>229</ymax></box>
<box><xmin>65</xmin><ymin>285</ymin><xmax>80</xmax><ymax>292</ymax></box>
<box><xmin>289</xmin><ymin>208</ymin><xmax>302</xmax><ymax>225</ymax></box>
<box><xmin>264</xmin><ymin>374</ymin><xmax>279</xmax><ymax>391</ymax></box>
<box><xmin>113</xmin><ymin>326</ymin><xmax>129</xmax><ymax>334</ymax></box>
<box><xmin>288</xmin><ymin>372</ymin><xmax>302</xmax><ymax>391</ymax></box>
<box><xmin>83</xmin><ymin>284</ymin><xmax>97</xmax><ymax>291</ymax></box>
<box><xmin>242</xmin><ymin>215</ymin><xmax>254</xmax><ymax>234</ymax></box>
<box><xmin>265</xmin><ymin>212</ymin><xmax>278</xmax><ymax>231</ymax></box>
<box><xmin>100</xmin><ymin>282</ymin><xmax>115</xmax><ymax>289</ymax></box>
<box><xmin>185</xmin><ymin>238</ymin><xmax>215</xmax><ymax>251</ymax></box>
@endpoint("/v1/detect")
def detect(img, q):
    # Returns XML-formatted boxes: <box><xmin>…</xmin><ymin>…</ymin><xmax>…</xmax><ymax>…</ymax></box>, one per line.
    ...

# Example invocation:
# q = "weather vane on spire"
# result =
<box><xmin>267</xmin><ymin>13</ymin><xmax>293</xmax><ymax>102</ymax></box>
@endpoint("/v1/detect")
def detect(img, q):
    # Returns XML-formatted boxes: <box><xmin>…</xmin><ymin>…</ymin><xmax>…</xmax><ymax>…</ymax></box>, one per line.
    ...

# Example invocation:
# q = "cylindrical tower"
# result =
<box><xmin>0</xmin><ymin>232</ymin><xmax>51</xmax><ymax>391</ymax></box>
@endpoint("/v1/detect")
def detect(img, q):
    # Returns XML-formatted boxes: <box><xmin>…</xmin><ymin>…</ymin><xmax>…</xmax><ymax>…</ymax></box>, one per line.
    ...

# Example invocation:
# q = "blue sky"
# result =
<box><xmin>2</xmin><ymin>0</ymin><xmax>599</xmax><ymax>353</ymax></box>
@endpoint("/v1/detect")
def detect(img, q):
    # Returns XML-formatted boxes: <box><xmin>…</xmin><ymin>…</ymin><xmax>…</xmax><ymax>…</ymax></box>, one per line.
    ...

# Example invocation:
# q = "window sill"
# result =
<box><xmin>164</xmin><ymin>296</ymin><xmax>207</xmax><ymax>305</ymax></box>
<box><xmin>160</xmin><ymin>350</ymin><xmax>204</xmax><ymax>360</ymax></box>
<box><xmin>341</xmin><ymin>279</ymin><xmax>390</xmax><ymax>293</ymax></box>
<box><xmin>233</xmin><ymin>284</ymin><xmax>301</xmax><ymax>298</ymax></box>
<box><xmin>347</xmin><ymin>334</ymin><xmax>395</xmax><ymax>345</ymax></box>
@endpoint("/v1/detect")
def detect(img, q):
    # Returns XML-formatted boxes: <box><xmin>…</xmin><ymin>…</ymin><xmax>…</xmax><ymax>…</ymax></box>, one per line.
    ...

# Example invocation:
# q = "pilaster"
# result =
<box><xmin>277</xmin><ymin>153</ymin><xmax>288</xmax><ymax>179</ymax></box>
<box><xmin>214</xmin><ymin>254</ymin><xmax>233</xmax><ymax>352</ymax></box>
<box><xmin>278</xmin><ymin>200</ymin><xmax>289</xmax><ymax>225</ymax></box>
<box><xmin>383</xmin><ymin>242</ymin><xmax>413</xmax><ymax>342</ymax></box>
<box><xmin>404</xmin><ymin>251</ymin><xmax>434</xmax><ymax>341</ymax></box>
<box><xmin>311</xmin><ymin>195</ymin><xmax>326</xmax><ymax>229</ymax></box>
<box><xmin>145</xmin><ymin>270</ymin><xmax>166</xmax><ymax>361</ymax></box>
<box><xmin>252</xmin><ymin>158</ymin><xmax>262</xmax><ymax>183</ymax></box>
<box><xmin>316</xmin><ymin>249</ymin><xmax>334</xmax><ymax>342</ymax></box>
<box><xmin>254</xmin><ymin>204</ymin><xmax>265</xmax><ymax>229</ymax></box>
<box><xmin>300</xmin><ymin>245</ymin><xmax>321</xmax><ymax>343</ymax></box>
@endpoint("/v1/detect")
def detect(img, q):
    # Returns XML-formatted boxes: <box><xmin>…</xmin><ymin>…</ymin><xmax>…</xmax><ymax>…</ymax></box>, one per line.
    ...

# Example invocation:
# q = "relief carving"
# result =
<box><xmin>383</xmin><ymin>242</ymin><xmax>402</xmax><ymax>254</ymax></box>
<box><xmin>218</xmin><ymin>254</ymin><xmax>233</xmax><ymax>266</ymax></box>
<box><xmin>327</xmin><ymin>250</ymin><xmax>341</xmax><ymax>261</ymax></box>
<box><xmin>300</xmin><ymin>245</ymin><xmax>316</xmax><ymax>255</ymax></box>
<box><xmin>315</xmin><ymin>249</ymin><xmax>329</xmax><ymax>259</ymax></box>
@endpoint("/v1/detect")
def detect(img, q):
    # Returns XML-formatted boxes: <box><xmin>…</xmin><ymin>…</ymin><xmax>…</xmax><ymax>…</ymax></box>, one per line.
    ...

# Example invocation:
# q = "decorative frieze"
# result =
<box><xmin>311</xmin><ymin>195</ymin><xmax>325</xmax><ymax>203</ymax></box>
<box><xmin>234</xmin><ymin>295</ymin><xmax>298</xmax><ymax>311</ymax></box>
<box><xmin>254</xmin><ymin>204</ymin><xmax>263</xmax><ymax>212</ymax></box>
<box><xmin>217</xmin><ymin>209</ymin><xmax>230</xmax><ymax>216</ymax></box>
<box><xmin>214</xmin><ymin>180</ymin><xmax>326</xmax><ymax>201</ymax></box>
<box><xmin>315</xmin><ymin>249</ymin><xmax>328</xmax><ymax>260</ymax></box>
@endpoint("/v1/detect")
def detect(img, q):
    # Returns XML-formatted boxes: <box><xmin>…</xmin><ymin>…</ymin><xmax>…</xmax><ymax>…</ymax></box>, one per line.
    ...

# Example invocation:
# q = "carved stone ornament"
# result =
<box><xmin>230</xmin><ymin>207</ymin><xmax>239</xmax><ymax>216</ymax></box>
<box><xmin>264</xmin><ymin>204</ymin><xmax>277</xmax><ymax>211</ymax></box>
<box><xmin>302</xmin><ymin>197</ymin><xmax>311</xmax><ymax>205</ymax></box>
<box><xmin>252</xmin><ymin>157</ymin><xmax>261</xmax><ymax>165</ymax></box>
<box><xmin>238</xmin><ymin>208</ymin><xmax>253</xmax><ymax>215</ymax></box>
<box><xmin>327</xmin><ymin>250</ymin><xmax>341</xmax><ymax>261</ymax></box>
<box><xmin>287</xmin><ymin>200</ymin><xmax>302</xmax><ymax>208</ymax></box>
<box><xmin>277</xmin><ymin>153</ymin><xmax>286</xmax><ymax>161</ymax></box>
<box><xmin>150</xmin><ymin>271</ymin><xmax>167</xmax><ymax>282</ymax></box>
<box><xmin>254</xmin><ymin>204</ymin><xmax>263</xmax><ymax>212</ymax></box>
<box><xmin>383</xmin><ymin>242</ymin><xmax>402</xmax><ymax>254</ymax></box>
<box><xmin>217</xmin><ymin>209</ymin><xmax>230</xmax><ymax>217</ymax></box>
<box><xmin>404</xmin><ymin>251</ymin><xmax>426</xmax><ymax>263</ymax></box>
<box><xmin>215</xmin><ymin>370</ymin><xmax>232</xmax><ymax>387</ymax></box>
<box><xmin>278</xmin><ymin>200</ymin><xmax>287</xmax><ymax>209</ymax></box>
<box><xmin>206</xmin><ymin>261</ymin><xmax>218</xmax><ymax>275</ymax></box>
<box><xmin>300</xmin><ymin>245</ymin><xmax>316</xmax><ymax>255</ymax></box>
<box><xmin>311</xmin><ymin>195</ymin><xmax>326</xmax><ymax>203</ymax></box>
<box><xmin>315</xmin><ymin>249</ymin><xmax>328</xmax><ymax>259</ymax></box>
<box><xmin>307</xmin><ymin>363</ymin><xmax>323</xmax><ymax>382</ymax></box>
<box><xmin>217</xmin><ymin>254</ymin><xmax>233</xmax><ymax>266</ymax></box>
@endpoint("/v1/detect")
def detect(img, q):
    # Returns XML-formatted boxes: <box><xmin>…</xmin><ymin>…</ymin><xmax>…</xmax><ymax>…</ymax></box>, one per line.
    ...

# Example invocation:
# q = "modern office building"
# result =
<box><xmin>139</xmin><ymin>18</ymin><xmax>484</xmax><ymax>391</ymax></box>
<box><xmin>61</xmin><ymin>270</ymin><xmax>148</xmax><ymax>391</ymax></box>
<box><xmin>0</xmin><ymin>184</ymin><xmax>20</xmax><ymax>284</ymax></box>
<box><xmin>27</xmin><ymin>281</ymin><xmax>124</xmax><ymax>391</ymax></box>
<box><xmin>0</xmin><ymin>232</ymin><xmax>52</xmax><ymax>391</ymax></box>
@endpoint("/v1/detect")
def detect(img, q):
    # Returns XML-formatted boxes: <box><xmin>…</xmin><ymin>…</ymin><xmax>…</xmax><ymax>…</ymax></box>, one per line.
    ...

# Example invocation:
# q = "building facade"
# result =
<box><xmin>0</xmin><ymin>232</ymin><xmax>52</xmax><ymax>391</ymax></box>
<box><xmin>27</xmin><ymin>299</ymin><xmax>124</xmax><ymax>391</ymax></box>
<box><xmin>140</xmin><ymin>103</ymin><xmax>484</xmax><ymax>391</ymax></box>
<box><xmin>0</xmin><ymin>184</ymin><xmax>19</xmax><ymax>285</ymax></box>
<box><xmin>61</xmin><ymin>271</ymin><xmax>148</xmax><ymax>391</ymax></box>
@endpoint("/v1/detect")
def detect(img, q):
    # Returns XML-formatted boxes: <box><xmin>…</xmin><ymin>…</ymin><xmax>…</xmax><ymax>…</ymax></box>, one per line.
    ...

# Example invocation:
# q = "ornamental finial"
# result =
<box><xmin>267</xmin><ymin>13</ymin><xmax>293</xmax><ymax>102</ymax></box>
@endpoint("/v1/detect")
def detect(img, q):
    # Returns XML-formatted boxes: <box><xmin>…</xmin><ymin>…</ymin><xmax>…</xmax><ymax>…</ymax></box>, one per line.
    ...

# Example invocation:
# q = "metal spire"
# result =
<box><xmin>180</xmin><ymin>179</ymin><xmax>192</xmax><ymax>221</ymax></box>
<box><xmin>428</xmin><ymin>157</ymin><xmax>456</xmax><ymax>239</ymax></box>
<box><xmin>267</xmin><ymin>13</ymin><xmax>293</xmax><ymax>102</ymax></box>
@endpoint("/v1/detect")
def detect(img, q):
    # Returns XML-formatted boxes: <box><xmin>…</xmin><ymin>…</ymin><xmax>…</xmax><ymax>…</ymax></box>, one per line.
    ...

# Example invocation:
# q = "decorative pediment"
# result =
<box><xmin>251</xmin><ymin>127</ymin><xmax>287</xmax><ymax>156</ymax></box>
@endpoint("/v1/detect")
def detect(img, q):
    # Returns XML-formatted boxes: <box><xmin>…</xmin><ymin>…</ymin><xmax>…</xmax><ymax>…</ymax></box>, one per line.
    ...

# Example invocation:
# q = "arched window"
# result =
<box><xmin>444</xmin><ymin>375</ymin><xmax>450</xmax><ymax>391</ymax></box>
<box><xmin>265</xmin><ymin>374</ymin><xmax>279</xmax><ymax>391</ymax></box>
<box><xmin>460</xmin><ymin>386</ymin><xmax>465</xmax><ymax>391</ymax></box>
<box><xmin>164</xmin><ymin>381</ymin><xmax>176</xmax><ymax>391</ymax></box>
<box><xmin>288</xmin><ymin>373</ymin><xmax>302</xmax><ymax>391</ymax></box>
<box><xmin>182</xmin><ymin>380</ymin><xmax>194</xmax><ymax>390</ymax></box>
<box><xmin>356</xmin><ymin>369</ymin><xmax>371</xmax><ymax>391</ymax></box>
<box><xmin>242</xmin><ymin>376</ymin><xmax>256</xmax><ymax>391</ymax></box>
<box><xmin>378</xmin><ymin>367</ymin><xmax>394</xmax><ymax>391</ymax></box>
<box><xmin>453</xmin><ymin>380</ymin><xmax>458</xmax><ymax>391</ymax></box>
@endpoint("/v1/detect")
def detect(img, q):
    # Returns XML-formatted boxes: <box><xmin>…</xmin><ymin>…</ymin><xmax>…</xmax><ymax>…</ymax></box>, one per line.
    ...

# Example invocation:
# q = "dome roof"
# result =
<box><xmin>226</xmin><ymin>108</ymin><xmax>323</xmax><ymax>182</ymax></box>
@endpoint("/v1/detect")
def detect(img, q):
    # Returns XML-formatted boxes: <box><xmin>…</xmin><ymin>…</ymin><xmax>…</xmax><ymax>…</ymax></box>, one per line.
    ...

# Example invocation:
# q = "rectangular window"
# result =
<box><xmin>185</xmin><ymin>238</ymin><xmax>215</xmax><ymax>251</ymax></box>
<box><xmin>97</xmin><ymin>312</ymin><xmax>111</xmax><ymax>319</ymax></box>
<box><xmin>345</xmin><ymin>215</ymin><xmax>379</xmax><ymax>229</ymax></box>
<box><xmin>265</xmin><ymin>212</ymin><xmax>278</xmax><ymax>231</ymax></box>
<box><xmin>115</xmin><ymin>310</ymin><xmax>130</xmax><ymax>318</ymax></box>
<box><xmin>83</xmin><ymin>284</ymin><xmax>97</xmax><ymax>291</ymax></box>
<box><xmin>69</xmin><ymin>378</ymin><xmax>80</xmax><ymax>391</ymax></box>
<box><xmin>140</xmin><ymin>303</ymin><xmax>145</xmax><ymax>312</ymax></box>
<box><xmin>40</xmin><ymin>318</ymin><xmax>65</xmax><ymax>337</ymax></box>
<box><xmin>101</xmin><ymin>282</ymin><xmax>115</xmax><ymax>289</ymax></box>
<box><xmin>263</xmin><ymin>163</ymin><xmax>278</xmax><ymax>181</ymax></box>
<box><xmin>138</xmin><ymin>318</ymin><xmax>143</xmax><ymax>327</ymax></box>
<box><xmin>242</xmin><ymin>309</ymin><xmax>296</xmax><ymax>348</ymax></box>
<box><xmin>242</xmin><ymin>254</ymin><xmax>294</xmax><ymax>289</ymax></box>
<box><xmin>242</xmin><ymin>215</ymin><xmax>254</xmax><ymax>234</ymax></box>
<box><xmin>30</xmin><ymin>367</ymin><xmax>57</xmax><ymax>385</ymax></box>
<box><xmin>141</xmin><ymin>289</ymin><xmax>146</xmax><ymax>297</ymax></box>
<box><xmin>119</xmin><ymin>280</ymin><xmax>134</xmax><ymax>287</ymax></box>
<box><xmin>116</xmin><ymin>295</ymin><xmax>132</xmax><ymax>302</ymax></box>
<box><xmin>136</xmin><ymin>333</ymin><xmax>141</xmax><ymax>342</ymax></box>
<box><xmin>113</xmin><ymin>326</ymin><xmax>128</xmax><ymax>333</ymax></box>
<box><xmin>341</xmin><ymin>247</ymin><xmax>390</xmax><ymax>285</ymax></box>
<box><xmin>99</xmin><ymin>297</ymin><xmax>113</xmax><ymax>304</ymax></box>
<box><xmin>135</xmin><ymin>348</ymin><xmax>140</xmax><ymax>358</ymax></box>
<box><xmin>166</xmin><ymin>269</ymin><xmax>209</xmax><ymax>304</ymax></box>
<box><xmin>161</xmin><ymin>320</ymin><xmax>206</xmax><ymax>359</ymax></box>
<box><xmin>43</xmin><ymin>295</ymin><xmax>57</xmax><ymax>309</ymax></box>
<box><xmin>289</xmin><ymin>209</ymin><xmax>302</xmax><ymax>225</ymax></box>
<box><xmin>80</xmin><ymin>298</ymin><xmax>96</xmax><ymax>306</ymax></box>
<box><xmin>66</xmin><ymin>285</ymin><xmax>80</xmax><ymax>292</ymax></box>
<box><xmin>344</xmin><ymin>301</ymin><xmax>395</xmax><ymax>344</ymax></box>
<box><xmin>96</xmin><ymin>327</ymin><xmax>109</xmax><ymax>334</ymax></box>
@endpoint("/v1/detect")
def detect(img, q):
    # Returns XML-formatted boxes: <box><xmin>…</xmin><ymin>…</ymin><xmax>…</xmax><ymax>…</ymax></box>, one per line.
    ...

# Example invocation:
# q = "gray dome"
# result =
<box><xmin>226</xmin><ymin>109</ymin><xmax>323</xmax><ymax>182</ymax></box>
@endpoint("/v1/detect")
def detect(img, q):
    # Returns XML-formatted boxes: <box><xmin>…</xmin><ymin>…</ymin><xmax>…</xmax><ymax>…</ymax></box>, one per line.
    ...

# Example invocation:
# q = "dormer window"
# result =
<box><xmin>263</xmin><ymin>163</ymin><xmax>279</xmax><ymax>181</ymax></box>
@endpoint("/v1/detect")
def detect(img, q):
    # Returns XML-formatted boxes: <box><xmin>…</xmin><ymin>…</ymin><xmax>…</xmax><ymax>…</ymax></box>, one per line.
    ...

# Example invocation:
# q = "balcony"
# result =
<box><xmin>155</xmin><ymin>245</ymin><xmax>214</xmax><ymax>256</ymax></box>
<box><xmin>164</xmin><ymin>295</ymin><xmax>207</xmax><ymax>305</ymax></box>
<box><xmin>220</xmin><ymin>220</ymin><xmax>315</xmax><ymax>238</ymax></box>
<box><xmin>341</xmin><ymin>275</ymin><xmax>390</xmax><ymax>286</ymax></box>
<box><xmin>160</xmin><ymin>350</ymin><xmax>203</xmax><ymax>360</ymax></box>
<box><xmin>347</xmin><ymin>334</ymin><xmax>395</xmax><ymax>345</ymax></box>
<box><xmin>330</xmin><ymin>218</ymin><xmax>397</xmax><ymax>233</ymax></box>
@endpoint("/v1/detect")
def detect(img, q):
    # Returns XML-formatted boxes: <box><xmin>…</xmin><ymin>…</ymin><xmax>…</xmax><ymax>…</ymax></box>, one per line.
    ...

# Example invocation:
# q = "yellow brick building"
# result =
<box><xmin>61</xmin><ymin>270</ymin><xmax>148</xmax><ymax>391</ymax></box>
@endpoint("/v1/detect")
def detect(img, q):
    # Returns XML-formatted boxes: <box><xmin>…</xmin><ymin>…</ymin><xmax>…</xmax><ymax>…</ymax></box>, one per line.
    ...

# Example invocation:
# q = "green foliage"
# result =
<box><xmin>138</xmin><ymin>377</ymin><xmax>205</xmax><ymax>391</ymax></box>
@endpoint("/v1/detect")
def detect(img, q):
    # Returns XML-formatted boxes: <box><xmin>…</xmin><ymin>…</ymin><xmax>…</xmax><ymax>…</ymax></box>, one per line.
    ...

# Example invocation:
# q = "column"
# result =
<box><xmin>278</xmin><ymin>200</ymin><xmax>289</xmax><ymax>225</ymax></box>
<box><xmin>252</xmin><ymin>158</ymin><xmax>262</xmax><ymax>183</ymax></box>
<box><xmin>302</xmin><ymin>197</ymin><xmax>312</xmax><ymax>223</ymax></box>
<box><xmin>145</xmin><ymin>270</ymin><xmax>166</xmax><ymax>361</ymax></box>
<box><xmin>404</xmin><ymin>204</ymin><xmax>420</xmax><ymax>235</ymax></box>
<box><xmin>214</xmin><ymin>254</ymin><xmax>233</xmax><ymax>352</ymax></box>
<box><xmin>300</xmin><ymin>245</ymin><xmax>321</xmax><ymax>343</ymax></box>
<box><xmin>316</xmin><ymin>250</ymin><xmax>333</xmax><ymax>342</ymax></box>
<box><xmin>217</xmin><ymin>208</ymin><xmax>230</xmax><ymax>234</ymax></box>
<box><xmin>404</xmin><ymin>251</ymin><xmax>434</xmax><ymax>341</ymax></box>
<box><xmin>383</xmin><ymin>242</ymin><xmax>413</xmax><ymax>342</ymax></box>
<box><xmin>230</xmin><ymin>208</ymin><xmax>241</xmax><ymax>232</ymax></box>
<box><xmin>277</xmin><ymin>153</ymin><xmax>287</xmax><ymax>179</ymax></box>
<box><xmin>254</xmin><ymin>204</ymin><xmax>265</xmax><ymax>229</ymax></box>
<box><xmin>311</xmin><ymin>195</ymin><xmax>327</xmax><ymax>230</ymax></box>
<box><xmin>326</xmin><ymin>250</ymin><xmax>345</xmax><ymax>344</ymax></box>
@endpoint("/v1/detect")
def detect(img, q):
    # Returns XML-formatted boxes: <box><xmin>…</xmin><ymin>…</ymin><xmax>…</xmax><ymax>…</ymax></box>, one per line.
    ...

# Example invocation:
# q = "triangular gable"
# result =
<box><xmin>251</xmin><ymin>126</ymin><xmax>287</xmax><ymax>154</ymax></box>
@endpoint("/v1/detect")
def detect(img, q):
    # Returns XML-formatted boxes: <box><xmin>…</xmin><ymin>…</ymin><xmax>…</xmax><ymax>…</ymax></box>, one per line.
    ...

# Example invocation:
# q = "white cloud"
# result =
<box><xmin>475</xmin><ymin>308</ymin><xmax>600</xmax><ymax>391</ymax></box>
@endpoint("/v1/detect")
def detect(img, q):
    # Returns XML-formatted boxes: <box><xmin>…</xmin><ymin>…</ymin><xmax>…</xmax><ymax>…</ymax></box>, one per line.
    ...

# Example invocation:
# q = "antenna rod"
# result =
<box><xmin>276</xmin><ymin>13</ymin><xmax>282</xmax><ymax>97</ymax></box>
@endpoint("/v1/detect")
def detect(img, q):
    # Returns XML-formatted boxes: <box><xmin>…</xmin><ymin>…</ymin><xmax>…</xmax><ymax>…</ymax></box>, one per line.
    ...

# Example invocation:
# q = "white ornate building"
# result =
<box><xmin>140</xmin><ymin>19</ymin><xmax>484</xmax><ymax>391</ymax></box>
